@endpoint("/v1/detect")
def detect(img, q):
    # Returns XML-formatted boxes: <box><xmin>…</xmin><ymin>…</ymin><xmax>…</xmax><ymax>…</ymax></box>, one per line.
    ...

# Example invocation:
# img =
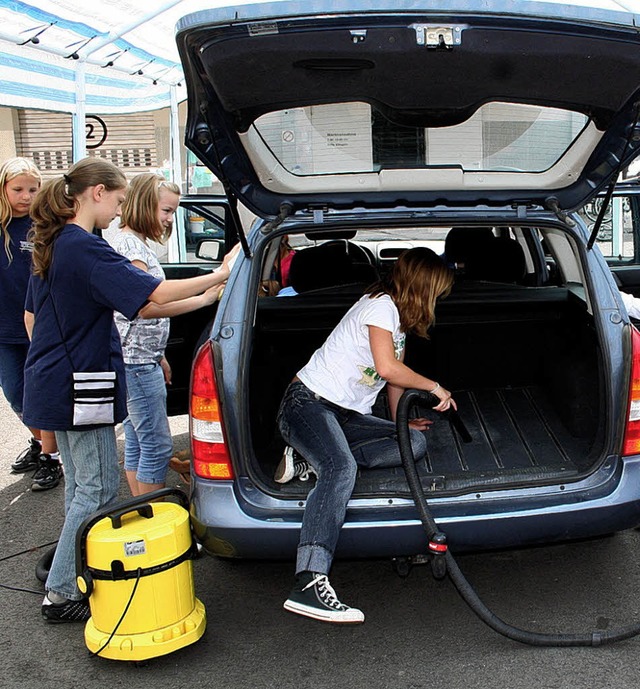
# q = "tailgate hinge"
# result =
<box><xmin>545</xmin><ymin>196</ymin><xmax>576</xmax><ymax>228</ymax></box>
<box><xmin>413</xmin><ymin>24</ymin><xmax>464</xmax><ymax>49</ymax></box>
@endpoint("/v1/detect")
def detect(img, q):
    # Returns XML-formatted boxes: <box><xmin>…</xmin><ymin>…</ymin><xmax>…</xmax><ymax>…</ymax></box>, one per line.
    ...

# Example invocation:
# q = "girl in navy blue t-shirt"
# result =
<box><xmin>24</xmin><ymin>157</ymin><xmax>235</xmax><ymax>623</ymax></box>
<box><xmin>0</xmin><ymin>157</ymin><xmax>62</xmax><ymax>490</ymax></box>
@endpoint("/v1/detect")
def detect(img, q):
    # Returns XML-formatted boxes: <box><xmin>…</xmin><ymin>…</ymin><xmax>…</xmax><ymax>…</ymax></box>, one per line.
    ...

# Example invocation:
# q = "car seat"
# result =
<box><xmin>443</xmin><ymin>227</ymin><xmax>495</xmax><ymax>271</ymax></box>
<box><xmin>464</xmin><ymin>236</ymin><xmax>527</xmax><ymax>284</ymax></box>
<box><xmin>289</xmin><ymin>241</ymin><xmax>377</xmax><ymax>293</ymax></box>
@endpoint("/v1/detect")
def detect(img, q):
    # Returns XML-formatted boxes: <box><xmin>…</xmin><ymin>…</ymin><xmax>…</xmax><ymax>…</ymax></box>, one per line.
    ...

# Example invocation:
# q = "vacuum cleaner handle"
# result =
<box><xmin>75</xmin><ymin>488</ymin><xmax>190</xmax><ymax>578</ymax></box>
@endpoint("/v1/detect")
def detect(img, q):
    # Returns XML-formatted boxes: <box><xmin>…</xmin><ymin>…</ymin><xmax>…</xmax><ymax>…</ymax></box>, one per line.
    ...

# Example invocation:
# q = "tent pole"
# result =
<box><xmin>167</xmin><ymin>83</ymin><xmax>182</xmax><ymax>262</ymax></box>
<box><xmin>72</xmin><ymin>61</ymin><xmax>87</xmax><ymax>162</ymax></box>
<box><xmin>169</xmin><ymin>84</ymin><xmax>181</xmax><ymax>186</ymax></box>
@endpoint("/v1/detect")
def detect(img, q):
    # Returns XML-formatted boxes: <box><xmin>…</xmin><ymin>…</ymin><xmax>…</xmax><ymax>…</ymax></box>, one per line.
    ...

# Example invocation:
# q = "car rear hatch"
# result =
<box><xmin>176</xmin><ymin>0</ymin><xmax>640</xmax><ymax>220</ymax></box>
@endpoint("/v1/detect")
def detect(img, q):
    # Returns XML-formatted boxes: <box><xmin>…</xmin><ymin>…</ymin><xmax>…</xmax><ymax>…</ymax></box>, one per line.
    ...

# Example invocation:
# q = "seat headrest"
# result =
<box><xmin>289</xmin><ymin>242</ymin><xmax>378</xmax><ymax>293</ymax></box>
<box><xmin>444</xmin><ymin>227</ymin><xmax>494</xmax><ymax>266</ymax></box>
<box><xmin>464</xmin><ymin>237</ymin><xmax>527</xmax><ymax>283</ymax></box>
<box><xmin>289</xmin><ymin>242</ymin><xmax>354</xmax><ymax>293</ymax></box>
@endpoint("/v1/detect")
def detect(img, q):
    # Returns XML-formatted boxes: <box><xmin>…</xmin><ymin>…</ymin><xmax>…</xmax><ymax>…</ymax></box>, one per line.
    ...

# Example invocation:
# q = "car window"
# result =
<box><xmin>169</xmin><ymin>201</ymin><xmax>238</xmax><ymax>265</ymax></box>
<box><xmin>578</xmin><ymin>191</ymin><xmax>640</xmax><ymax>264</ymax></box>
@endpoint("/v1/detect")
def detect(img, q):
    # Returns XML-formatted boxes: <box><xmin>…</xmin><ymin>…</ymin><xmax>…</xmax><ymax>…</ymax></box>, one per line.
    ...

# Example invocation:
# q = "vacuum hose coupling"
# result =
<box><xmin>428</xmin><ymin>531</ymin><xmax>448</xmax><ymax>580</ymax></box>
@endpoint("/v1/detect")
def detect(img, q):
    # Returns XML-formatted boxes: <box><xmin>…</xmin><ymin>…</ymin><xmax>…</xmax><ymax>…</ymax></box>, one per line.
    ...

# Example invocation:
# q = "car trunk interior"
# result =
<box><xmin>248</xmin><ymin>281</ymin><xmax>603</xmax><ymax>497</ymax></box>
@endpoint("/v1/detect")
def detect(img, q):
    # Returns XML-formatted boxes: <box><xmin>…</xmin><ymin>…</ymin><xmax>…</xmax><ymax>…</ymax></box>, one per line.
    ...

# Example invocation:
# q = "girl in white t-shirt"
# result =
<box><xmin>276</xmin><ymin>247</ymin><xmax>455</xmax><ymax>624</ymax></box>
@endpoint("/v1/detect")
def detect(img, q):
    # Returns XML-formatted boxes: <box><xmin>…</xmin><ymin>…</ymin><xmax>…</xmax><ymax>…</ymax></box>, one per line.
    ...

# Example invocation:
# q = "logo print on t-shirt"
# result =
<box><xmin>394</xmin><ymin>335</ymin><xmax>405</xmax><ymax>359</ymax></box>
<box><xmin>357</xmin><ymin>365</ymin><xmax>381</xmax><ymax>387</ymax></box>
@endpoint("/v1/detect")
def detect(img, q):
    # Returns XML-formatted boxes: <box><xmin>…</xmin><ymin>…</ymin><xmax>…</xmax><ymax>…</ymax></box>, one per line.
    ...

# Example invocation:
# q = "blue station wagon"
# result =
<box><xmin>174</xmin><ymin>0</ymin><xmax>640</xmax><ymax>560</ymax></box>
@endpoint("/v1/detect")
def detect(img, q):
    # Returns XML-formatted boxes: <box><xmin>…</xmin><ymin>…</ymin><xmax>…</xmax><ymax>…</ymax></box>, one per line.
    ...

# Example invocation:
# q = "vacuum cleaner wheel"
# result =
<box><xmin>35</xmin><ymin>545</ymin><xmax>56</xmax><ymax>583</ymax></box>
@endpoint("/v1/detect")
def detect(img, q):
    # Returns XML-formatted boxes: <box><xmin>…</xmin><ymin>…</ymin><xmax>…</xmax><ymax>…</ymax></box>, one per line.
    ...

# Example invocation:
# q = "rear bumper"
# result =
<box><xmin>190</xmin><ymin>456</ymin><xmax>640</xmax><ymax>559</ymax></box>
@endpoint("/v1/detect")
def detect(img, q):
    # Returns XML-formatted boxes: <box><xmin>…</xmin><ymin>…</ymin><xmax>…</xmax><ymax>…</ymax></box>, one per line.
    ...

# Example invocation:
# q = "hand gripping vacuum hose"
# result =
<box><xmin>396</xmin><ymin>389</ymin><xmax>640</xmax><ymax>647</ymax></box>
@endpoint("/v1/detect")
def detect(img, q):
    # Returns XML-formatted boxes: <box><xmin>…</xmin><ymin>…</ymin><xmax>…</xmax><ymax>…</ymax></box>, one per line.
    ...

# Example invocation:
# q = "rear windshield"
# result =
<box><xmin>254</xmin><ymin>101</ymin><xmax>588</xmax><ymax>176</ymax></box>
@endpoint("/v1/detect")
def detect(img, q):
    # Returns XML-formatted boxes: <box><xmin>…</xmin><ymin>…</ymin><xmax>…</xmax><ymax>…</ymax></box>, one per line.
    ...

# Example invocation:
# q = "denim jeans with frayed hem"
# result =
<box><xmin>47</xmin><ymin>427</ymin><xmax>120</xmax><ymax>600</ymax></box>
<box><xmin>277</xmin><ymin>381</ymin><xmax>427</xmax><ymax>576</ymax></box>
<box><xmin>123</xmin><ymin>362</ymin><xmax>173</xmax><ymax>485</ymax></box>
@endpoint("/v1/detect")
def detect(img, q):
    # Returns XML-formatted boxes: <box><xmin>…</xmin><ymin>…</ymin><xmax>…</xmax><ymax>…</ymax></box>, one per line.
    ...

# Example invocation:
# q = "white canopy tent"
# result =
<box><xmin>1</xmin><ymin>0</ymin><xmax>639</xmax><ymax>183</ymax></box>
<box><xmin>0</xmin><ymin>0</ymin><xmax>269</xmax><ymax>181</ymax></box>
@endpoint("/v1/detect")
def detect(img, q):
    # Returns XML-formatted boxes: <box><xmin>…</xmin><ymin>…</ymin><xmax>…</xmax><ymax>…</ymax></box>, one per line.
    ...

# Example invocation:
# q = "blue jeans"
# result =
<box><xmin>0</xmin><ymin>342</ymin><xmax>29</xmax><ymax>415</ymax></box>
<box><xmin>277</xmin><ymin>381</ymin><xmax>427</xmax><ymax>575</ymax></box>
<box><xmin>123</xmin><ymin>362</ymin><xmax>173</xmax><ymax>484</ymax></box>
<box><xmin>48</xmin><ymin>427</ymin><xmax>120</xmax><ymax>600</ymax></box>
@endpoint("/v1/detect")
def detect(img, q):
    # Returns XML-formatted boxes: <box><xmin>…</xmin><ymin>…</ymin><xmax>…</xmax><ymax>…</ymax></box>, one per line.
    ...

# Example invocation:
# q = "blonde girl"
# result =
<box><xmin>0</xmin><ymin>157</ymin><xmax>61</xmax><ymax>489</ymax></box>
<box><xmin>111</xmin><ymin>173</ymin><xmax>227</xmax><ymax>496</ymax></box>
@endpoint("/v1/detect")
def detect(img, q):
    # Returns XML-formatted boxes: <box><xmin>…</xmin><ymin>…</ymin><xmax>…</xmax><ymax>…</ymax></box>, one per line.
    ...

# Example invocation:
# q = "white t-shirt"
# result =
<box><xmin>298</xmin><ymin>293</ymin><xmax>406</xmax><ymax>414</ymax></box>
<box><xmin>620</xmin><ymin>291</ymin><xmax>640</xmax><ymax>320</ymax></box>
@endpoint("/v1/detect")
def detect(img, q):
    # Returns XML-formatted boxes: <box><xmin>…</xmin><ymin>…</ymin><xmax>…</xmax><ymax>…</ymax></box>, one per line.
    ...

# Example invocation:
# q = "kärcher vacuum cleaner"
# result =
<box><xmin>75</xmin><ymin>488</ymin><xmax>206</xmax><ymax>660</ymax></box>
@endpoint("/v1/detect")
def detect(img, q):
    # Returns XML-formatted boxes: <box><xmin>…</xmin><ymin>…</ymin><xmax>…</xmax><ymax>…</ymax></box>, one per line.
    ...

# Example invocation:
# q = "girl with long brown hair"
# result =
<box><xmin>23</xmin><ymin>157</ymin><xmax>236</xmax><ymax>623</ymax></box>
<box><xmin>275</xmin><ymin>246</ymin><xmax>454</xmax><ymax>625</ymax></box>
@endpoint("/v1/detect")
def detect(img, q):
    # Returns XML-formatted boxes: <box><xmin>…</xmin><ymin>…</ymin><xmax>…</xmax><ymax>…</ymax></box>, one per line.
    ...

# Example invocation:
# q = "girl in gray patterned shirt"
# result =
<box><xmin>112</xmin><ymin>173</ymin><xmax>236</xmax><ymax>496</ymax></box>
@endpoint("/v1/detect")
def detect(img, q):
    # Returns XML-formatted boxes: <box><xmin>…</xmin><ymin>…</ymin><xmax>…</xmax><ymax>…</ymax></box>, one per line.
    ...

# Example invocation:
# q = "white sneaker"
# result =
<box><xmin>274</xmin><ymin>446</ymin><xmax>316</xmax><ymax>483</ymax></box>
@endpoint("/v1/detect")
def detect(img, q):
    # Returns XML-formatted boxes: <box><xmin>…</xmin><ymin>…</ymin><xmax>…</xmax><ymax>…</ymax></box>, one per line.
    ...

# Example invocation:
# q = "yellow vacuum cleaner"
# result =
<box><xmin>76</xmin><ymin>488</ymin><xmax>206</xmax><ymax>661</ymax></box>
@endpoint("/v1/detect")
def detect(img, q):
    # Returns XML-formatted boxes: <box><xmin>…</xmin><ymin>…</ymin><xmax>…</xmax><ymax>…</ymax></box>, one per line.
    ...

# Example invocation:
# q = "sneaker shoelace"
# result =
<box><xmin>293</xmin><ymin>459</ymin><xmax>315</xmax><ymax>482</ymax></box>
<box><xmin>304</xmin><ymin>574</ymin><xmax>348</xmax><ymax>610</ymax></box>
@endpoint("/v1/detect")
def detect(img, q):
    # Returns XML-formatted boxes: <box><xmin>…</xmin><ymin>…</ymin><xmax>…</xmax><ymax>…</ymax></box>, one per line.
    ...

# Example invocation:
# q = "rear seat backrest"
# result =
<box><xmin>288</xmin><ymin>242</ymin><xmax>377</xmax><ymax>293</ymax></box>
<box><xmin>464</xmin><ymin>236</ymin><xmax>527</xmax><ymax>284</ymax></box>
<box><xmin>443</xmin><ymin>227</ymin><xmax>495</xmax><ymax>270</ymax></box>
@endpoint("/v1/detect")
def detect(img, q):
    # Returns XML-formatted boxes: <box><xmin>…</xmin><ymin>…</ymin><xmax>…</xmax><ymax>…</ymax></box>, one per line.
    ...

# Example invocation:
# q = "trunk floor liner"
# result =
<box><xmin>272</xmin><ymin>386</ymin><xmax>589</xmax><ymax>495</ymax></box>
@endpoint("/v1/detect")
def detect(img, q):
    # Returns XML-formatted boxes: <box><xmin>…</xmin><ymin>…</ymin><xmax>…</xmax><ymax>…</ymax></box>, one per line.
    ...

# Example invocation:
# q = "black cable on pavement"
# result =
<box><xmin>0</xmin><ymin>539</ymin><xmax>58</xmax><ymax>595</ymax></box>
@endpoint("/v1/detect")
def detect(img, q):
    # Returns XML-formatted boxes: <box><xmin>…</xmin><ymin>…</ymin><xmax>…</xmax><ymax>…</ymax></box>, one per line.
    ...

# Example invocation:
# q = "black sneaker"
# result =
<box><xmin>31</xmin><ymin>455</ymin><xmax>63</xmax><ymax>491</ymax></box>
<box><xmin>41</xmin><ymin>595</ymin><xmax>90</xmax><ymax>623</ymax></box>
<box><xmin>283</xmin><ymin>572</ymin><xmax>365</xmax><ymax>624</ymax></box>
<box><xmin>11</xmin><ymin>438</ymin><xmax>42</xmax><ymax>473</ymax></box>
<box><xmin>275</xmin><ymin>446</ymin><xmax>316</xmax><ymax>483</ymax></box>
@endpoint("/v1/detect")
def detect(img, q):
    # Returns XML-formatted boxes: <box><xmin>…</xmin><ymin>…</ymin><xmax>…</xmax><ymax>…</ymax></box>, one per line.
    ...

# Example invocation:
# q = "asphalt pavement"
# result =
<box><xmin>2</xmin><ymin>393</ymin><xmax>640</xmax><ymax>689</ymax></box>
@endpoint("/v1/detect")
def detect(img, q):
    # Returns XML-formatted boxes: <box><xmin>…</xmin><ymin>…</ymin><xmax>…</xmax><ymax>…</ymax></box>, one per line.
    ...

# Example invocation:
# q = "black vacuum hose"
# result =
<box><xmin>396</xmin><ymin>388</ymin><xmax>640</xmax><ymax>647</ymax></box>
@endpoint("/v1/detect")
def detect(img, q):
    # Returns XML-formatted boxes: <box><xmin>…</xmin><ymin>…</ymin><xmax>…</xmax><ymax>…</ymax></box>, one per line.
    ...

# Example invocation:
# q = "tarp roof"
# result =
<box><xmin>1</xmin><ymin>0</ymin><xmax>639</xmax><ymax>116</ymax></box>
<box><xmin>0</xmin><ymin>0</ymin><xmax>269</xmax><ymax>114</ymax></box>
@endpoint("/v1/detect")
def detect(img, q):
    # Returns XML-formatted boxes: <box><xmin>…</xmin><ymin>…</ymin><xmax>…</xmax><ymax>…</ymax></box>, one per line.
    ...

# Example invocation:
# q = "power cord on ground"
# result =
<box><xmin>0</xmin><ymin>539</ymin><xmax>58</xmax><ymax>595</ymax></box>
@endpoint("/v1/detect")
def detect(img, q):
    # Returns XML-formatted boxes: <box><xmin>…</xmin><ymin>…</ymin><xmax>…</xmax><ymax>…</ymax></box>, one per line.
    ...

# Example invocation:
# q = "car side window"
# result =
<box><xmin>166</xmin><ymin>202</ymin><xmax>230</xmax><ymax>265</ymax></box>
<box><xmin>578</xmin><ymin>193</ymin><xmax>639</xmax><ymax>264</ymax></box>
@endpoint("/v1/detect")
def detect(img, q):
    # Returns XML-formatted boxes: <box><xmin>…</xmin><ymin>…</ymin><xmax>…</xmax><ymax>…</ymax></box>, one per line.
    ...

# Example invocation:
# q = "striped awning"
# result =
<box><xmin>0</xmin><ymin>0</ymin><xmax>264</xmax><ymax>114</ymax></box>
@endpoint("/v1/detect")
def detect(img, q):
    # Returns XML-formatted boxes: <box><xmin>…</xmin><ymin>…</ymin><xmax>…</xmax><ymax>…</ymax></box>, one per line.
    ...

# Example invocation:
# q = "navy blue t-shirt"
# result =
<box><xmin>23</xmin><ymin>224</ymin><xmax>162</xmax><ymax>431</ymax></box>
<box><xmin>0</xmin><ymin>215</ymin><xmax>33</xmax><ymax>344</ymax></box>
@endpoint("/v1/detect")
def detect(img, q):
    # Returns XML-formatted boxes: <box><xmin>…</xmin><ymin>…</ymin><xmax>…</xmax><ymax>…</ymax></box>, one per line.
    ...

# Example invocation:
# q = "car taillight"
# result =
<box><xmin>190</xmin><ymin>341</ymin><xmax>234</xmax><ymax>479</ymax></box>
<box><xmin>622</xmin><ymin>326</ymin><xmax>640</xmax><ymax>456</ymax></box>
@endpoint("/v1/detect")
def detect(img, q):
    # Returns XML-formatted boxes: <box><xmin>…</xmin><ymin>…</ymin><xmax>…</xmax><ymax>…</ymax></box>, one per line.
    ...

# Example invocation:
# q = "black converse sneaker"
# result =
<box><xmin>11</xmin><ymin>438</ymin><xmax>42</xmax><ymax>473</ymax></box>
<box><xmin>31</xmin><ymin>454</ymin><xmax>63</xmax><ymax>491</ymax></box>
<box><xmin>41</xmin><ymin>595</ymin><xmax>90</xmax><ymax>623</ymax></box>
<box><xmin>283</xmin><ymin>572</ymin><xmax>365</xmax><ymax>624</ymax></box>
<box><xmin>275</xmin><ymin>446</ymin><xmax>316</xmax><ymax>483</ymax></box>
